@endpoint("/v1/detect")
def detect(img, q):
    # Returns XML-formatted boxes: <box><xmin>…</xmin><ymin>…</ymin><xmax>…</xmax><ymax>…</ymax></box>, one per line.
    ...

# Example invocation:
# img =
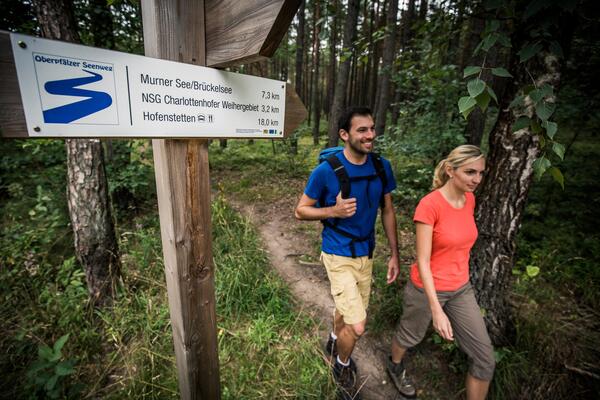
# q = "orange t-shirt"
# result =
<box><xmin>409</xmin><ymin>190</ymin><xmax>478</xmax><ymax>291</ymax></box>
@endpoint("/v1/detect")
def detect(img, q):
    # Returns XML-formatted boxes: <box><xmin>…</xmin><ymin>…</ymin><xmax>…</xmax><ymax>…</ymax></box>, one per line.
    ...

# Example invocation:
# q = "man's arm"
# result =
<box><xmin>381</xmin><ymin>193</ymin><xmax>400</xmax><ymax>284</ymax></box>
<box><xmin>295</xmin><ymin>192</ymin><xmax>357</xmax><ymax>221</ymax></box>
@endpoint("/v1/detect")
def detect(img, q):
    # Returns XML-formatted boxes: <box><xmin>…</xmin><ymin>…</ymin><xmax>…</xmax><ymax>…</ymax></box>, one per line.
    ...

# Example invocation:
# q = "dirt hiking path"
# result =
<box><xmin>229</xmin><ymin>192</ymin><xmax>403</xmax><ymax>400</ymax></box>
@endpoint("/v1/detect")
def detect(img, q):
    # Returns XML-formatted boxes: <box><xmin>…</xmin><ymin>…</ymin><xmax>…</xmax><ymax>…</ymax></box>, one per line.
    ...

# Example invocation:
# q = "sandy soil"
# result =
<box><xmin>228</xmin><ymin>192</ymin><xmax>404</xmax><ymax>400</ymax></box>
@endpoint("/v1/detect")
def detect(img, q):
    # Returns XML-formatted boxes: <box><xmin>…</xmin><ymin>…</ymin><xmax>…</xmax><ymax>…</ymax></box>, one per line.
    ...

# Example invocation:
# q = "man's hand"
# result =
<box><xmin>332</xmin><ymin>192</ymin><xmax>357</xmax><ymax>218</ymax></box>
<box><xmin>386</xmin><ymin>255</ymin><xmax>400</xmax><ymax>284</ymax></box>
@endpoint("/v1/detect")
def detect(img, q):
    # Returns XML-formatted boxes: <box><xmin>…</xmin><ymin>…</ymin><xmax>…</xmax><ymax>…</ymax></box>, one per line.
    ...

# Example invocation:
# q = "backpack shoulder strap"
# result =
<box><xmin>325</xmin><ymin>155</ymin><xmax>350</xmax><ymax>199</ymax></box>
<box><xmin>370</xmin><ymin>153</ymin><xmax>388</xmax><ymax>209</ymax></box>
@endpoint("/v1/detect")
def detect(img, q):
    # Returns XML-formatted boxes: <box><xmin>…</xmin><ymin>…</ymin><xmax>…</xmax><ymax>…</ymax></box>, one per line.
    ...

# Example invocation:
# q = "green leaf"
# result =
<box><xmin>529</xmin><ymin>89</ymin><xmax>544</xmax><ymax>103</ymax></box>
<box><xmin>463</xmin><ymin>66</ymin><xmax>482</xmax><ymax>78</ymax></box>
<box><xmin>497</xmin><ymin>33</ymin><xmax>512</xmax><ymax>47</ymax></box>
<box><xmin>513</xmin><ymin>116</ymin><xmax>530</xmax><ymax>132</ymax></box>
<box><xmin>475</xmin><ymin>91</ymin><xmax>491</xmax><ymax>111</ymax></box>
<box><xmin>38</xmin><ymin>345</ymin><xmax>53</xmax><ymax>361</ymax></box>
<box><xmin>487</xmin><ymin>85</ymin><xmax>498</xmax><ymax>103</ymax></box>
<box><xmin>510</xmin><ymin>95</ymin><xmax>525</xmax><ymax>108</ymax></box>
<box><xmin>539</xmin><ymin>134</ymin><xmax>546</xmax><ymax>148</ymax></box>
<box><xmin>45</xmin><ymin>374</ymin><xmax>59</xmax><ymax>391</ymax></box>
<box><xmin>526</xmin><ymin>265</ymin><xmax>540</xmax><ymax>278</ymax></box>
<box><xmin>488</xmin><ymin>20</ymin><xmax>500</xmax><ymax>31</ymax></box>
<box><xmin>55</xmin><ymin>360</ymin><xmax>75</xmax><ymax>376</ymax></box>
<box><xmin>518</xmin><ymin>42</ymin><xmax>543</xmax><ymax>63</ymax></box>
<box><xmin>539</xmin><ymin>83</ymin><xmax>554</xmax><ymax>98</ymax></box>
<box><xmin>549</xmin><ymin>167</ymin><xmax>565</xmax><ymax>189</ymax></box>
<box><xmin>536</xmin><ymin>101</ymin><xmax>556</xmax><ymax>121</ymax></box>
<box><xmin>53</xmin><ymin>334</ymin><xmax>70</xmax><ymax>354</ymax></box>
<box><xmin>491</xmin><ymin>67</ymin><xmax>513</xmax><ymax>77</ymax></box>
<box><xmin>552</xmin><ymin>142</ymin><xmax>566</xmax><ymax>160</ymax></box>
<box><xmin>458</xmin><ymin>96</ymin><xmax>477</xmax><ymax>113</ymax></box>
<box><xmin>467</xmin><ymin>79</ymin><xmax>486</xmax><ymax>98</ymax></box>
<box><xmin>544</xmin><ymin>121</ymin><xmax>558</xmax><ymax>138</ymax></box>
<box><xmin>473</xmin><ymin>40</ymin><xmax>484</xmax><ymax>56</ymax></box>
<box><xmin>533</xmin><ymin>156</ymin><xmax>551</xmax><ymax>179</ymax></box>
<box><xmin>481</xmin><ymin>33</ymin><xmax>499</xmax><ymax>52</ymax></box>
<box><xmin>458</xmin><ymin>96</ymin><xmax>477</xmax><ymax>119</ymax></box>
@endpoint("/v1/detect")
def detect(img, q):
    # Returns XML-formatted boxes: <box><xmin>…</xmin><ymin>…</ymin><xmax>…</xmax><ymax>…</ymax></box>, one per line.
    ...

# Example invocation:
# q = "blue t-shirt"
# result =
<box><xmin>304</xmin><ymin>152</ymin><xmax>397</xmax><ymax>257</ymax></box>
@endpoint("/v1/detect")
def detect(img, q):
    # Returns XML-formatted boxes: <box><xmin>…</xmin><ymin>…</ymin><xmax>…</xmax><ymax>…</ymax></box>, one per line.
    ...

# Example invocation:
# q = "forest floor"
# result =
<box><xmin>215</xmin><ymin>169</ymin><xmax>451</xmax><ymax>400</ymax></box>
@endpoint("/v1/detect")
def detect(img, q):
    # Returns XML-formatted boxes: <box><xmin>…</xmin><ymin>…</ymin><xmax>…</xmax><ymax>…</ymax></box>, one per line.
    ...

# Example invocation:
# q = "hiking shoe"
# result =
<box><xmin>326</xmin><ymin>333</ymin><xmax>337</xmax><ymax>357</ymax></box>
<box><xmin>386</xmin><ymin>357</ymin><xmax>417</xmax><ymax>398</ymax></box>
<box><xmin>325</xmin><ymin>334</ymin><xmax>357</xmax><ymax>373</ymax></box>
<box><xmin>333</xmin><ymin>361</ymin><xmax>361</xmax><ymax>400</ymax></box>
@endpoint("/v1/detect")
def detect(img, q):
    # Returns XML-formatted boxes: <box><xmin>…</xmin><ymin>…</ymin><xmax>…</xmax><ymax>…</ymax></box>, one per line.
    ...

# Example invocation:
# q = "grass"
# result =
<box><xmin>0</xmin><ymin>138</ymin><xmax>334</xmax><ymax>398</ymax></box>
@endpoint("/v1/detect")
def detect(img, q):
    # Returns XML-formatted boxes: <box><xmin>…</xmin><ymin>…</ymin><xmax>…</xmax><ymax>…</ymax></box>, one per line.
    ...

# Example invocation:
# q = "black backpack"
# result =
<box><xmin>317</xmin><ymin>148</ymin><xmax>388</xmax><ymax>258</ymax></box>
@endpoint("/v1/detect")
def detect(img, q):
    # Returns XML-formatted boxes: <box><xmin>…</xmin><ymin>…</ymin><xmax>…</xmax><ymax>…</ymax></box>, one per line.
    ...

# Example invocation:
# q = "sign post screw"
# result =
<box><xmin>18</xmin><ymin>41</ymin><xmax>27</xmax><ymax>49</ymax></box>
<box><xmin>33</xmin><ymin>126</ymin><xmax>40</xmax><ymax>132</ymax></box>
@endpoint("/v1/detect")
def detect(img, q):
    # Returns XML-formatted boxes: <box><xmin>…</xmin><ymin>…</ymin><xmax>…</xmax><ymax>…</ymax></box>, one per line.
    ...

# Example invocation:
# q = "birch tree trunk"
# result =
<box><xmin>471</xmin><ymin>51</ymin><xmax>563</xmax><ymax>344</ymax></box>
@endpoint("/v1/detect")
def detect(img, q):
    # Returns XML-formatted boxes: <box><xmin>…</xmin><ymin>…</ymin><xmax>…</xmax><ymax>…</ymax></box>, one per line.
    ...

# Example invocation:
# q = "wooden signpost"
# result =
<box><xmin>0</xmin><ymin>0</ymin><xmax>305</xmax><ymax>398</ymax></box>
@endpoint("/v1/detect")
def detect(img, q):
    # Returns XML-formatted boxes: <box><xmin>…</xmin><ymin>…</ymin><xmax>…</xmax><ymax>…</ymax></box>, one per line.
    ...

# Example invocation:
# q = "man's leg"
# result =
<box><xmin>336</xmin><ymin>319</ymin><xmax>366</xmax><ymax>363</ymax></box>
<box><xmin>334</xmin><ymin>309</ymin><xmax>345</xmax><ymax>337</ymax></box>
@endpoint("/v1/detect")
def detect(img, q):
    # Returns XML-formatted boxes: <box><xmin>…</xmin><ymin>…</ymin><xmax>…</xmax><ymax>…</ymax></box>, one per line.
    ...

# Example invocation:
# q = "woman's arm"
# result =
<box><xmin>415</xmin><ymin>222</ymin><xmax>454</xmax><ymax>341</ymax></box>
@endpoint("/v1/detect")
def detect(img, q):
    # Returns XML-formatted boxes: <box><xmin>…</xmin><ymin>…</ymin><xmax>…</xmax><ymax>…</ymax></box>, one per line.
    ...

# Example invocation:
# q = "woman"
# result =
<box><xmin>386</xmin><ymin>145</ymin><xmax>495</xmax><ymax>400</ymax></box>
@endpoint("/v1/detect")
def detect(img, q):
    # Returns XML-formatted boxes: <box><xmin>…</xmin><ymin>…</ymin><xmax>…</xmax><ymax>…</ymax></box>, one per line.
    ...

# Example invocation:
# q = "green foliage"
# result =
<box><xmin>212</xmin><ymin>197</ymin><xmax>333</xmax><ymax>398</ymax></box>
<box><xmin>104</xmin><ymin>140</ymin><xmax>157</xmax><ymax>215</ymax></box>
<box><xmin>0</xmin><ymin>138</ymin><xmax>331</xmax><ymax>398</ymax></box>
<box><xmin>466</xmin><ymin>2</ymin><xmax>579</xmax><ymax>189</ymax></box>
<box><xmin>26</xmin><ymin>334</ymin><xmax>80</xmax><ymax>399</ymax></box>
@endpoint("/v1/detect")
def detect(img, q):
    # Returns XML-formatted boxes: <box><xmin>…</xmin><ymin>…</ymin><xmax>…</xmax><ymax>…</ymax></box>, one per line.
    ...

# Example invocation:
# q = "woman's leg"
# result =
<box><xmin>444</xmin><ymin>284</ymin><xmax>495</xmax><ymax>399</ymax></box>
<box><xmin>466</xmin><ymin>373</ymin><xmax>491</xmax><ymax>400</ymax></box>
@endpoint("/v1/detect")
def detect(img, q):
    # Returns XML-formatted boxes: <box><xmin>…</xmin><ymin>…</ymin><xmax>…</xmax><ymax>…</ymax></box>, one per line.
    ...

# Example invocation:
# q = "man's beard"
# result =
<box><xmin>348</xmin><ymin>137</ymin><xmax>373</xmax><ymax>155</ymax></box>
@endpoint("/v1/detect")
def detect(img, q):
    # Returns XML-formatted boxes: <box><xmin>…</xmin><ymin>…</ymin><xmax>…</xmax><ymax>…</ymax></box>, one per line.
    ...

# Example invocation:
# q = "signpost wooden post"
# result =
<box><xmin>0</xmin><ymin>0</ymin><xmax>305</xmax><ymax>398</ymax></box>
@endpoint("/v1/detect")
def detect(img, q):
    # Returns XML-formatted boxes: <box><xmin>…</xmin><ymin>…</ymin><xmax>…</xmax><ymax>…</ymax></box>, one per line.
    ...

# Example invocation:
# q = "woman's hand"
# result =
<box><xmin>432</xmin><ymin>307</ymin><xmax>454</xmax><ymax>341</ymax></box>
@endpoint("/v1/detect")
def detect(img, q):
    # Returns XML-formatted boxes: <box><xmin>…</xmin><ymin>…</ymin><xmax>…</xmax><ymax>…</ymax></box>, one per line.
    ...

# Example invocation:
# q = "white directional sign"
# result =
<box><xmin>9</xmin><ymin>33</ymin><xmax>286</xmax><ymax>138</ymax></box>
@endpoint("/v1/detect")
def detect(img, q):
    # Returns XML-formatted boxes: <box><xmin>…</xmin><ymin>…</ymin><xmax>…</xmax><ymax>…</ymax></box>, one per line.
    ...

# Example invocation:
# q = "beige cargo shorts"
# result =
<box><xmin>321</xmin><ymin>252</ymin><xmax>374</xmax><ymax>325</ymax></box>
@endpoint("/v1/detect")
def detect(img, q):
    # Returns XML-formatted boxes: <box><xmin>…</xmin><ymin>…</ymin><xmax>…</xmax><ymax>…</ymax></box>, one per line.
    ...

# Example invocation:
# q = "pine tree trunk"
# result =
<box><xmin>374</xmin><ymin>0</ymin><xmax>398</xmax><ymax>137</ymax></box>
<box><xmin>327</xmin><ymin>0</ymin><xmax>359</xmax><ymax>147</ymax></box>
<box><xmin>66</xmin><ymin>139</ymin><xmax>120</xmax><ymax>305</ymax></box>
<box><xmin>311</xmin><ymin>0</ymin><xmax>321</xmax><ymax>145</ymax></box>
<box><xmin>33</xmin><ymin>0</ymin><xmax>120</xmax><ymax>306</ymax></box>
<box><xmin>419</xmin><ymin>0</ymin><xmax>428</xmax><ymax>20</ymax></box>
<box><xmin>325</xmin><ymin>0</ymin><xmax>338</xmax><ymax>117</ymax></box>
<box><xmin>367</xmin><ymin>1</ymin><xmax>380</xmax><ymax>110</ymax></box>
<box><xmin>292</xmin><ymin>0</ymin><xmax>305</xmax><ymax>155</ymax></box>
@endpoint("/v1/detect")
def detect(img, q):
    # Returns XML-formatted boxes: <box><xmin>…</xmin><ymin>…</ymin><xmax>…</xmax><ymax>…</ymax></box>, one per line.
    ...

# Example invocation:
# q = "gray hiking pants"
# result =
<box><xmin>394</xmin><ymin>281</ymin><xmax>496</xmax><ymax>381</ymax></box>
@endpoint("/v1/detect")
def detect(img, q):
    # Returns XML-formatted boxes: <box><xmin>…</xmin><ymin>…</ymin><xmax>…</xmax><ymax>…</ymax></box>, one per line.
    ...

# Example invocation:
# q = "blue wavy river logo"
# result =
<box><xmin>43</xmin><ymin>69</ymin><xmax>113</xmax><ymax>123</ymax></box>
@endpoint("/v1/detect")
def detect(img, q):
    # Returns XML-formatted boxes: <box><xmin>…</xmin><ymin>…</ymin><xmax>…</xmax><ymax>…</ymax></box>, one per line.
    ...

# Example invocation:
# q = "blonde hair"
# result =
<box><xmin>432</xmin><ymin>145</ymin><xmax>485</xmax><ymax>189</ymax></box>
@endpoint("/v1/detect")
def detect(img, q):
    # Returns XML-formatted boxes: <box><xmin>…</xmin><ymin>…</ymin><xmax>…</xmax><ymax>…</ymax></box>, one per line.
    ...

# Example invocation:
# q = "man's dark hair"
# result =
<box><xmin>338</xmin><ymin>106</ymin><xmax>373</xmax><ymax>134</ymax></box>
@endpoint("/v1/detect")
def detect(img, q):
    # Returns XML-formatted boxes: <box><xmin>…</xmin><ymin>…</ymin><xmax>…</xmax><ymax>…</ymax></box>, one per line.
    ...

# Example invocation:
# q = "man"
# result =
<box><xmin>295</xmin><ymin>107</ymin><xmax>400</xmax><ymax>399</ymax></box>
